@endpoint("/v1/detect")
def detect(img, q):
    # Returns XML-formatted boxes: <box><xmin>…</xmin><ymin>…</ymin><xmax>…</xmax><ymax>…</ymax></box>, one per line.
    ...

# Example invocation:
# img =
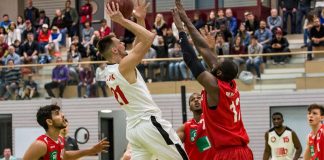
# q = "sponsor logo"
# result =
<box><xmin>50</xmin><ymin>146</ymin><xmax>55</xmax><ymax>149</ymax></box>
<box><xmin>190</xmin><ymin>129</ymin><xmax>197</xmax><ymax>142</ymax></box>
<box><xmin>283</xmin><ymin>136</ymin><xmax>289</xmax><ymax>143</ymax></box>
<box><xmin>50</xmin><ymin>151</ymin><xmax>58</xmax><ymax>160</ymax></box>
<box><xmin>226</xmin><ymin>92</ymin><xmax>234</xmax><ymax>97</ymax></box>
<box><xmin>275</xmin><ymin>148</ymin><xmax>288</xmax><ymax>156</ymax></box>
<box><xmin>271</xmin><ymin>136</ymin><xmax>276</xmax><ymax>143</ymax></box>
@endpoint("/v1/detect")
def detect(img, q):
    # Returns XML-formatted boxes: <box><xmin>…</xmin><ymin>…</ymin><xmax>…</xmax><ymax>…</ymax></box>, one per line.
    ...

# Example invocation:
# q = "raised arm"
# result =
<box><xmin>132</xmin><ymin>0</ymin><xmax>150</xmax><ymax>47</ymax></box>
<box><xmin>173</xmin><ymin>9</ymin><xmax>219</xmax><ymax>107</ymax></box>
<box><xmin>175</xmin><ymin>0</ymin><xmax>218</xmax><ymax>68</ymax></box>
<box><xmin>64</xmin><ymin>138</ymin><xmax>109</xmax><ymax>160</ymax></box>
<box><xmin>106</xmin><ymin>2</ymin><xmax>155</xmax><ymax>79</ymax></box>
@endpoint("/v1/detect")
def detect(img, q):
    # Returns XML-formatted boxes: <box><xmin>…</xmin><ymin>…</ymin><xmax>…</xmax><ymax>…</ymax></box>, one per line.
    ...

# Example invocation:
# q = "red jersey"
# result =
<box><xmin>36</xmin><ymin>134</ymin><xmax>65</xmax><ymax>160</ymax></box>
<box><xmin>308</xmin><ymin>124</ymin><xmax>324</xmax><ymax>160</ymax></box>
<box><xmin>184</xmin><ymin>117</ymin><xmax>213</xmax><ymax>160</ymax></box>
<box><xmin>201</xmin><ymin>79</ymin><xmax>249</xmax><ymax>151</ymax></box>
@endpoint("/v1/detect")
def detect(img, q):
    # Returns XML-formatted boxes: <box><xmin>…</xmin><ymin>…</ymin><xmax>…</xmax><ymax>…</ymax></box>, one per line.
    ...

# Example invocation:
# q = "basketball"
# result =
<box><xmin>108</xmin><ymin>0</ymin><xmax>134</xmax><ymax>18</ymax></box>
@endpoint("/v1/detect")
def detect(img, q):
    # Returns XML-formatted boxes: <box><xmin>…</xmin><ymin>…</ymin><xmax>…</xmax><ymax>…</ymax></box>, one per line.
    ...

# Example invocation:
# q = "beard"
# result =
<box><xmin>53</xmin><ymin>121</ymin><xmax>67</xmax><ymax>130</ymax></box>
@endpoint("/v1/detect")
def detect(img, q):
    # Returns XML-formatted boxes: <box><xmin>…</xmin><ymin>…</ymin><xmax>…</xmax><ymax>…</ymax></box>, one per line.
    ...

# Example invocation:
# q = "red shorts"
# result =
<box><xmin>211</xmin><ymin>145</ymin><xmax>253</xmax><ymax>160</ymax></box>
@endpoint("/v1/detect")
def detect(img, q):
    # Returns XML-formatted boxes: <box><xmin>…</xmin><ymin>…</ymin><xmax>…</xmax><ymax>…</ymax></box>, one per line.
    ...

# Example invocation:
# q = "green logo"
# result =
<box><xmin>50</xmin><ymin>151</ymin><xmax>58</xmax><ymax>160</ymax></box>
<box><xmin>310</xmin><ymin>146</ymin><xmax>319</xmax><ymax>160</ymax></box>
<box><xmin>190</xmin><ymin>129</ymin><xmax>197</xmax><ymax>142</ymax></box>
<box><xmin>196</xmin><ymin>136</ymin><xmax>211</xmax><ymax>152</ymax></box>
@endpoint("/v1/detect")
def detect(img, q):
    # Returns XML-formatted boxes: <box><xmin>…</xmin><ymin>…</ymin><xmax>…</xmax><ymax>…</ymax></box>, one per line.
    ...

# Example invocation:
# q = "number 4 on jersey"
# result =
<box><xmin>230</xmin><ymin>98</ymin><xmax>241</xmax><ymax>123</ymax></box>
<box><xmin>111</xmin><ymin>85</ymin><xmax>129</xmax><ymax>105</ymax></box>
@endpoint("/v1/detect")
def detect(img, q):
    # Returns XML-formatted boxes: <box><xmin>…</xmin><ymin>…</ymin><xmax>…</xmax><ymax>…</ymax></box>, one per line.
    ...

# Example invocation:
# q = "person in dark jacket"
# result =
<box><xmin>24</xmin><ymin>0</ymin><xmax>40</xmax><ymax>27</ymax></box>
<box><xmin>35</xmin><ymin>10</ymin><xmax>50</xmax><ymax>32</ymax></box>
<box><xmin>280</xmin><ymin>0</ymin><xmax>298</xmax><ymax>34</ymax></box>
<box><xmin>270</xmin><ymin>28</ymin><xmax>290</xmax><ymax>64</ymax></box>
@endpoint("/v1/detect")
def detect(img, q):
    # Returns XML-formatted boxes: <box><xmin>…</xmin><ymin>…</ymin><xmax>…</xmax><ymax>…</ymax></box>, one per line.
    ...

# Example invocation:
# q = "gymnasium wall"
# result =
<box><xmin>1</xmin><ymin>90</ymin><xmax>324</xmax><ymax>159</ymax></box>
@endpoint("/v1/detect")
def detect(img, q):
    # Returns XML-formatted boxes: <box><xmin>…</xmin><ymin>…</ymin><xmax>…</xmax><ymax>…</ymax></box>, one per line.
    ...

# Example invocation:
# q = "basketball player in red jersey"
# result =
<box><xmin>173</xmin><ymin>1</ymin><xmax>253</xmax><ymax>159</ymax></box>
<box><xmin>177</xmin><ymin>93</ymin><xmax>214</xmax><ymax>160</ymax></box>
<box><xmin>304</xmin><ymin>104</ymin><xmax>324</xmax><ymax>160</ymax></box>
<box><xmin>23</xmin><ymin>104</ymin><xmax>109</xmax><ymax>160</ymax></box>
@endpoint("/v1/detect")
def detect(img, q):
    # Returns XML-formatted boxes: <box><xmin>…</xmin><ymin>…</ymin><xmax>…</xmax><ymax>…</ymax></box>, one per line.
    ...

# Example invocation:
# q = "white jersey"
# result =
<box><xmin>105</xmin><ymin>64</ymin><xmax>161</xmax><ymax>128</ymax></box>
<box><xmin>268</xmin><ymin>127</ymin><xmax>296</xmax><ymax>160</ymax></box>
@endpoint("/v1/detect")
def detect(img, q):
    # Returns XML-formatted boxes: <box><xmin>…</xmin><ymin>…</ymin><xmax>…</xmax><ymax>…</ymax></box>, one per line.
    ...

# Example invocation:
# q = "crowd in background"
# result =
<box><xmin>1</xmin><ymin>0</ymin><xmax>324</xmax><ymax>100</ymax></box>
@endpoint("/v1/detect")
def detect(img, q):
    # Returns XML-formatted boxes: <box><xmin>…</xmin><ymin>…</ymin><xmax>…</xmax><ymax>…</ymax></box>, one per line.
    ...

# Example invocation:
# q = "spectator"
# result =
<box><xmin>21</xmin><ymin>33</ymin><xmax>38</xmax><ymax>65</ymax></box>
<box><xmin>7</xmin><ymin>22</ymin><xmax>21</xmax><ymax>46</ymax></box>
<box><xmin>45</xmin><ymin>26</ymin><xmax>62</xmax><ymax>57</ymax></box>
<box><xmin>270</xmin><ymin>28</ymin><xmax>290</xmax><ymax>64</ymax></box>
<box><xmin>231</xmin><ymin>36</ymin><xmax>246</xmax><ymax>67</ymax></box>
<box><xmin>99</xmin><ymin>19</ymin><xmax>111</xmax><ymax>39</ymax></box>
<box><xmin>280</xmin><ymin>0</ymin><xmax>298</xmax><ymax>34</ymax></box>
<box><xmin>192</xmin><ymin>12</ymin><xmax>205</xmax><ymax>30</ymax></box>
<box><xmin>95</xmin><ymin>63</ymin><xmax>107</xmax><ymax>97</ymax></box>
<box><xmin>79</xmin><ymin>0</ymin><xmax>92</xmax><ymax>30</ymax></box>
<box><xmin>71</xmin><ymin>35</ymin><xmax>86</xmax><ymax>58</ymax></box>
<box><xmin>20</xmin><ymin>74</ymin><xmax>38</xmax><ymax>100</ymax></box>
<box><xmin>301</xmin><ymin>13</ymin><xmax>315</xmax><ymax>48</ymax></box>
<box><xmin>24</xmin><ymin>0</ymin><xmax>40</xmax><ymax>27</ymax></box>
<box><xmin>77</xmin><ymin>65</ymin><xmax>95</xmax><ymax>98</ymax></box>
<box><xmin>45</xmin><ymin>57</ymin><xmax>68</xmax><ymax>99</ymax></box>
<box><xmin>168</xmin><ymin>43</ymin><xmax>182</xmax><ymax>81</ymax></box>
<box><xmin>218</xmin><ymin>23</ymin><xmax>233</xmax><ymax>43</ymax></box>
<box><xmin>297</xmin><ymin>0</ymin><xmax>311</xmax><ymax>33</ymax></box>
<box><xmin>52</xmin><ymin>9</ymin><xmax>68</xmax><ymax>46</ymax></box>
<box><xmin>60</xmin><ymin>119</ymin><xmax>79</xmax><ymax>151</ymax></box>
<box><xmin>267</xmin><ymin>9</ymin><xmax>283</xmax><ymax>31</ymax></box>
<box><xmin>245</xmin><ymin>12</ymin><xmax>259</xmax><ymax>35</ymax></box>
<box><xmin>0</xmin><ymin>68</ymin><xmax>5</xmax><ymax>100</ymax></box>
<box><xmin>16</xmin><ymin>15</ymin><xmax>26</xmax><ymax>33</ymax></box>
<box><xmin>0</xmin><ymin>148</ymin><xmax>16</xmax><ymax>160</ymax></box>
<box><xmin>0</xmin><ymin>34</ymin><xmax>9</xmax><ymax>63</ymax></box>
<box><xmin>12</xmin><ymin>40</ymin><xmax>22</xmax><ymax>56</ymax></box>
<box><xmin>67</xmin><ymin>43</ymin><xmax>81</xmax><ymax>84</ymax></box>
<box><xmin>151</xmin><ymin>36</ymin><xmax>168</xmax><ymax>81</ymax></box>
<box><xmin>35</xmin><ymin>10</ymin><xmax>50</xmax><ymax>32</ymax></box>
<box><xmin>38</xmin><ymin>24</ymin><xmax>51</xmax><ymax>53</ymax></box>
<box><xmin>153</xmin><ymin>13</ymin><xmax>167</xmax><ymax>36</ymax></box>
<box><xmin>237</xmin><ymin>23</ymin><xmax>251</xmax><ymax>47</ymax></box>
<box><xmin>4</xmin><ymin>46</ymin><xmax>20</xmax><ymax>65</ymax></box>
<box><xmin>215</xmin><ymin>33</ymin><xmax>230</xmax><ymax>56</ymax></box>
<box><xmin>225</xmin><ymin>9</ymin><xmax>238</xmax><ymax>35</ymax></box>
<box><xmin>254</xmin><ymin>20</ymin><xmax>272</xmax><ymax>54</ymax></box>
<box><xmin>0</xmin><ymin>27</ymin><xmax>8</xmax><ymax>43</ymax></box>
<box><xmin>21</xmin><ymin>20</ymin><xmax>37</xmax><ymax>43</ymax></box>
<box><xmin>246</xmin><ymin>36</ymin><xmax>263</xmax><ymax>79</ymax></box>
<box><xmin>215</xmin><ymin>9</ymin><xmax>228</xmax><ymax>30</ymax></box>
<box><xmin>138</xmin><ymin>47</ymin><xmax>158</xmax><ymax>82</ymax></box>
<box><xmin>206</xmin><ymin>11</ymin><xmax>216</xmax><ymax>30</ymax></box>
<box><xmin>308</xmin><ymin>17</ymin><xmax>324</xmax><ymax>60</ymax></box>
<box><xmin>3</xmin><ymin>59</ymin><xmax>21</xmax><ymax>100</ymax></box>
<box><xmin>163</xmin><ymin>28</ymin><xmax>177</xmax><ymax>49</ymax></box>
<box><xmin>82</xmin><ymin>21</ymin><xmax>94</xmax><ymax>47</ymax></box>
<box><xmin>0</xmin><ymin>14</ymin><xmax>11</xmax><ymax>30</ymax></box>
<box><xmin>62</xmin><ymin>0</ymin><xmax>79</xmax><ymax>37</ymax></box>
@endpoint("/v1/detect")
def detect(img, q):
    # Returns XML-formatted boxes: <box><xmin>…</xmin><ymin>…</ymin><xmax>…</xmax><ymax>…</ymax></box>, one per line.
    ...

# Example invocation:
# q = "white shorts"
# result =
<box><xmin>126</xmin><ymin>116</ymin><xmax>188</xmax><ymax>160</ymax></box>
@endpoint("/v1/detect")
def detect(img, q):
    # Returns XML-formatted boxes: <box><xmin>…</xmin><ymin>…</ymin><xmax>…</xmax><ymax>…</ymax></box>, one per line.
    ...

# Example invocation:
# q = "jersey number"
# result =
<box><xmin>230</xmin><ymin>98</ymin><xmax>240</xmax><ymax>123</ymax></box>
<box><xmin>110</xmin><ymin>85</ymin><xmax>129</xmax><ymax>105</ymax></box>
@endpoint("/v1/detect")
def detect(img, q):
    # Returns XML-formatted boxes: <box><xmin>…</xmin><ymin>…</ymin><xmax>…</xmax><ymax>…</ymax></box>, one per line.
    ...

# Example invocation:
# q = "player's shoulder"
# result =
<box><xmin>268</xmin><ymin>127</ymin><xmax>275</xmax><ymax>133</ymax></box>
<box><xmin>285</xmin><ymin>126</ymin><xmax>293</xmax><ymax>132</ymax></box>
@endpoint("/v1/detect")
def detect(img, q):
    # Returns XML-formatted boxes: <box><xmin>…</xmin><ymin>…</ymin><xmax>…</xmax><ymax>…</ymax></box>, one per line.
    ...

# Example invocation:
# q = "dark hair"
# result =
<box><xmin>308</xmin><ymin>104</ymin><xmax>324</xmax><ymax>116</ymax></box>
<box><xmin>272</xmin><ymin>112</ymin><xmax>283</xmax><ymax>118</ymax></box>
<box><xmin>37</xmin><ymin>105</ymin><xmax>61</xmax><ymax>131</ymax></box>
<box><xmin>251</xmin><ymin>35</ymin><xmax>258</xmax><ymax>40</ymax></box>
<box><xmin>188</xmin><ymin>93</ymin><xmax>200</xmax><ymax>104</ymax></box>
<box><xmin>97</xmin><ymin>34</ymin><xmax>115</xmax><ymax>59</ymax></box>
<box><xmin>0</xmin><ymin>26</ymin><xmax>7</xmax><ymax>34</ymax></box>
<box><xmin>216</xmin><ymin>59</ymin><xmax>238</xmax><ymax>82</ymax></box>
<box><xmin>100</xmin><ymin>19</ymin><xmax>107</xmax><ymax>23</ymax></box>
<box><xmin>40</xmin><ymin>10</ymin><xmax>45</xmax><ymax>14</ymax></box>
<box><xmin>3</xmin><ymin>14</ymin><xmax>8</xmax><ymax>17</ymax></box>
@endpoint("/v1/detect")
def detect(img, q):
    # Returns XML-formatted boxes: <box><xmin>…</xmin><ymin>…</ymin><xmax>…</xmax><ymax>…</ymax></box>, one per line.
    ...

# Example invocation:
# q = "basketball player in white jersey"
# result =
<box><xmin>263</xmin><ymin>112</ymin><xmax>302</xmax><ymax>160</ymax></box>
<box><xmin>99</xmin><ymin>1</ymin><xmax>188</xmax><ymax>159</ymax></box>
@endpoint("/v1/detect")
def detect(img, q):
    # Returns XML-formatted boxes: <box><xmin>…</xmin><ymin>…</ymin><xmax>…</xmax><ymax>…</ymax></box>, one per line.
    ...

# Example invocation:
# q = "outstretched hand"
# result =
<box><xmin>90</xmin><ymin>137</ymin><xmax>110</xmax><ymax>154</ymax></box>
<box><xmin>175</xmin><ymin>0</ymin><xmax>189</xmax><ymax>22</ymax></box>
<box><xmin>133</xmin><ymin>0</ymin><xmax>150</xmax><ymax>20</ymax></box>
<box><xmin>171</xmin><ymin>8</ymin><xmax>185</xmax><ymax>32</ymax></box>
<box><xmin>106</xmin><ymin>2</ymin><xmax>125</xmax><ymax>23</ymax></box>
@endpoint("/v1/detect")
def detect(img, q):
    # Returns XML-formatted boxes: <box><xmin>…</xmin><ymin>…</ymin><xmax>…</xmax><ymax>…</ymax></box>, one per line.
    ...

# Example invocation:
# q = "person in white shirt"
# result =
<box><xmin>263</xmin><ymin>112</ymin><xmax>302</xmax><ymax>160</ymax></box>
<box><xmin>95</xmin><ymin>63</ymin><xmax>108</xmax><ymax>97</ymax></box>
<box><xmin>99</xmin><ymin>1</ymin><xmax>188</xmax><ymax>159</ymax></box>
